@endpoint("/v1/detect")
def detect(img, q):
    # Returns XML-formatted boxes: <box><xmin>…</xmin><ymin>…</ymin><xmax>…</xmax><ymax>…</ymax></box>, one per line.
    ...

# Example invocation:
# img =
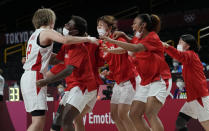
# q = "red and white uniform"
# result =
<box><xmin>20</xmin><ymin>28</ymin><xmax>53</xmax><ymax>112</ymax></box>
<box><xmin>165</xmin><ymin>46</ymin><xmax>209</xmax><ymax>122</ymax></box>
<box><xmin>133</xmin><ymin>35</ymin><xmax>172</xmax><ymax>98</ymax></box>
<box><xmin>132</xmin><ymin>32</ymin><xmax>171</xmax><ymax>104</ymax></box>
<box><xmin>23</xmin><ymin>29</ymin><xmax>53</xmax><ymax>74</ymax></box>
<box><xmin>85</xmin><ymin>43</ymin><xmax>105</xmax><ymax>87</ymax></box>
<box><xmin>51</xmin><ymin>43</ymin><xmax>104</xmax><ymax>110</ymax></box>
<box><xmin>132</xmin><ymin>35</ymin><xmax>171</xmax><ymax>85</ymax></box>
<box><xmin>83</xmin><ymin>43</ymin><xmax>105</xmax><ymax>109</ymax></box>
<box><xmin>52</xmin><ymin>43</ymin><xmax>99</xmax><ymax>113</ymax></box>
<box><xmin>102</xmin><ymin>36</ymin><xmax>138</xmax><ymax>105</ymax></box>
<box><xmin>56</xmin><ymin>44</ymin><xmax>97</xmax><ymax>92</ymax></box>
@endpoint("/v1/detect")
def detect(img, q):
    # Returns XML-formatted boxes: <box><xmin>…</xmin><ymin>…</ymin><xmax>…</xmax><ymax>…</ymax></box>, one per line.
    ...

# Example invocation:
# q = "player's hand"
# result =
<box><xmin>99</xmin><ymin>36</ymin><xmax>115</xmax><ymax>43</ymax></box>
<box><xmin>87</xmin><ymin>37</ymin><xmax>99</xmax><ymax>45</ymax></box>
<box><xmin>21</xmin><ymin>57</ymin><xmax>26</xmax><ymax>64</ymax></box>
<box><xmin>161</xmin><ymin>41</ymin><xmax>170</xmax><ymax>48</ymax></box>
<box><xmin>113</xmin><ymin>31</ymin><xmax>125</xmax><ymax>39</ymax></box>
<box><xmin>36</xmin><ymin>79</ymin><xmax>48</xmax><ymax>87</ymax></box>
<box><xmin>100</xmin><ymin>44</ymin><xmax>110</xmax><ymax>53</ymax></box>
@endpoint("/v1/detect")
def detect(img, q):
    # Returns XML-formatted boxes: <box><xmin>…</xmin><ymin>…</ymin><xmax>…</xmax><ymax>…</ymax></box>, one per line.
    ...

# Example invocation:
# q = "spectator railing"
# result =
<box><xmin>198</xmin><ymin>26</ymin><xmax>209</xmax><ymax>45</ymax></box>
<box><xmin>4</xmin><ymin>43</ymin><xmax>26</xmax><ymax>63</ymax></box>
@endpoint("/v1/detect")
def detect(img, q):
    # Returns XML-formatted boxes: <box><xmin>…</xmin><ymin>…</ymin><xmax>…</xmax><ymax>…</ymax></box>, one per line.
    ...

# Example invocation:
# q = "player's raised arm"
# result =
<box><xmin>40</xmin><ymin>29</ymin><xmax>98</xmax><ymax>46</ymax></box>
<box><xmin>100</xmin><ymin>35</ymin><xmax>146</xmax><ymax>52</ymax></box>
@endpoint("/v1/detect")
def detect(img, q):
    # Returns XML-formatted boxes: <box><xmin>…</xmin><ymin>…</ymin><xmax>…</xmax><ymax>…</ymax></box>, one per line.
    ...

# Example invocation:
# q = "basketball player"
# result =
<box><xmin>36</xmin><ymin>16</ymin><xmax>101</xmax><ymax>131</ymax></box>
<box><xmin>101</xmin><ymin>14</ymin><xmax>172</xmax><ymax>131</ymax></box>
<box><xmin>163</xmin><ymin>34</ymin><xmax>209</xmax><ymax>131</ymax></box>
<box><xmin>97</xmin><ymin>15</ymin><xmax>139</xmax><ymax>131</ymax></box>
<box><xmin>20</xmin><ymin>9</ymin><xmax>98</xmax><ymax>131</ymax></box>
<box><xmin>47</xmin><ymin>16</ymin><xmax>104</xmax><ymax>131</ymax></box>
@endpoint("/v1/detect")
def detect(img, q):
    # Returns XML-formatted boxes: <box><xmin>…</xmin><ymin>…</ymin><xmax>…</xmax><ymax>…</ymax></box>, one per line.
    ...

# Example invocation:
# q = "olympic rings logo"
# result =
<box><xmin>184</xmin><ymin>14</ymin><xmax>196</xmax><ymax>23</ymax></box>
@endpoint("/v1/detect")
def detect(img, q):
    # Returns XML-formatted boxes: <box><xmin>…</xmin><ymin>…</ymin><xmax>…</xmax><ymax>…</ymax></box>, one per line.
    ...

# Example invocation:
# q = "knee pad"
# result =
<box><xmin>30</xmin><ymin>110</ymin><xmax>46</xmax><ymax>116</ymax></box>
<box><xmin>176</xmin><ymin>112</ymin><xmax>191</xmax><ymax>130</ymax></box>
<box><xmin>53</xmin><ymin>105</ymin><xmax>63</xmax><ymax>126</ymax></box>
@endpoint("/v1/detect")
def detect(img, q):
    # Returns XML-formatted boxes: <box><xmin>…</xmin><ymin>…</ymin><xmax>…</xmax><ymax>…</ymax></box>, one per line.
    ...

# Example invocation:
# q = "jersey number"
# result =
<box><xmin>26</xmin><ymin>44</ymin><xmax>32</xmax><ymax>59</ymax></box>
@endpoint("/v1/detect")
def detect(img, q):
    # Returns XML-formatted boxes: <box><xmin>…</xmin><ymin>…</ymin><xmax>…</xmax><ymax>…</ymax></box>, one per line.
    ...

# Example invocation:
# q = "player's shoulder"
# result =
<box><xmin>39</xmin><ymin>29</ymin><xmax>58</xmax><ymax>37</ymax></box>
<box><xmin>187</xmin><ymin>50</ymin><xmax>199</xmax><ymax>59</ymax></box>
<box><xmin>148</xmin><ymin>32</ymin><xmax>159</xmax><ymax>40</ymax></box>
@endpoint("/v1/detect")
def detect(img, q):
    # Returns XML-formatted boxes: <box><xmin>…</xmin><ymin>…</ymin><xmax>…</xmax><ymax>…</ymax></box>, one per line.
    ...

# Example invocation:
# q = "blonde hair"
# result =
<box><xmin>32</xmin><ymin>8</ymin><xmax>56</xmax><ymax>29</ymax></box>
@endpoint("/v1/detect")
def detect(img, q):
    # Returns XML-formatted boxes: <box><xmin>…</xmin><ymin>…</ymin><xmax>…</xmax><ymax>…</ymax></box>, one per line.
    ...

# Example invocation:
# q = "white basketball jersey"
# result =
<box><xmin>23</xmin><ymin>28</ymin><xmax>53</xmax><ymax>74</ymax></box>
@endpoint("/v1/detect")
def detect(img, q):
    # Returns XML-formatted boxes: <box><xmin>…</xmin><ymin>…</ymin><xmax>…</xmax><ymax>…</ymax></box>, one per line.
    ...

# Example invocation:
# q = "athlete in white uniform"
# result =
<box><xmin>20</xmin><ymin>8</ymin><xmax>98</xmax><ymax>131</ymax></box>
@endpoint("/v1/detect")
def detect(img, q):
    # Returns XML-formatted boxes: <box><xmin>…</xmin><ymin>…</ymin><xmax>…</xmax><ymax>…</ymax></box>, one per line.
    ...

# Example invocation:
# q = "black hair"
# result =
<box><xmin>71</xmin><ymin>15</ymin><xmax>87</xmax><ymax>36</ymax></box>
<box><xmin>180</xmin><ymin>34</ymin><xmax>199</xmax><ymax>53</ymax></box>
<box><xmin>136</xmin><ymin>13</ymin><xmax>152</xmax><ymax>31</ymax></box>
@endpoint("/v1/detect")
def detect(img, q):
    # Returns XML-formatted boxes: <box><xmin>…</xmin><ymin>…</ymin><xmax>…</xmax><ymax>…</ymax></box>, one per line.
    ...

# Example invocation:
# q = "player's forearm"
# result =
<box><xmin>64</xmin><ymin>36</ymin><xmax>90</xmax><ymax>44</ymax></box>
<box><xmin>45</xmin><ymin>65</ymin><xmax>74</xmax><ymax>84</ymax></box>
<box><xmin>110</xmin><ymin>39</ymin><xmax>145</xmax><ymax>52</ymax></box>
<box><xmin>165</xmin><ymin>46</ymin><xmax>185</xmax><ymax>63</ymax></box>
<box><xmin>108</xmin><ymin>48</ymin><xmax>126</xmax><ymax>54</ymax></box>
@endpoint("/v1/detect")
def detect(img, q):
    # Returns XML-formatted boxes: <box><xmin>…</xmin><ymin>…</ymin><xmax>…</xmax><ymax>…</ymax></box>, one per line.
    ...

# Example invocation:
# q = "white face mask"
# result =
<box><xmin>176</xmin><ymin>81</ymin><xmax>185</xmax><ymax>90</ymax></box>
<box><xmin>97</xmin><ymin>28</ymin><xmax>106</xmax><ymax>36</ymax></box>
<box><xmin>135</xmin><ymin>31</ymin><xmax>141</xmax><ymax>38</ymax></box>
<box><xmin>63</xmin><ymin>27</ymin><xmax>69</xmax><ymax>36</ymax></box>
<box><xmin>177</xmin><ymin>44</ymin><xmax>183</xmax><ymax>51</ymax></box>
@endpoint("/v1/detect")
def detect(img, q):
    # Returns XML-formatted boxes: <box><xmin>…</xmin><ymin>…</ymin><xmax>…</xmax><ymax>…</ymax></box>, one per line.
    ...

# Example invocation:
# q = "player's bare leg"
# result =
<box><xmin>74</xmin><ymin>105</ymin><xmax>91</xmax><ymax>131</ymax></box>
<box><xmin>200</xmin><ymin>120</ymin><xmax>209</xmax><ymax>131</ymax></box>
<box><xmin>145</xmin><ymin>96</ymin><xmax>164</xmax><ymax>131</ymax></box>
<box><xmin>111</xmin><ymin>103</ymin><xmax>126</xmax><ymax>131</ymax></box>
<box><xmin>118</xmin><ymin>104</ymin><xmax>136</xmax><ymax>131</ymax></box>
<box><xmin>28</xmin><ymin>115</ymin><xmax>46</xmax><ymax>131</ymax></box>
<box><xmin>129</xmin><ymin>101</ymin><xmax>150</xmax><ymax>131</ymax></box>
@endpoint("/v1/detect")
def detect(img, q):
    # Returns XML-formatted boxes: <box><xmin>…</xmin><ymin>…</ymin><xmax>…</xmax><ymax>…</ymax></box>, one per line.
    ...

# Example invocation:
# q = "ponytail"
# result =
<box><xmin>150</xmin><ymin>14</ymin><xmax>161</xmax><ymax>33</ymax></box>
<box><xmin>136</xmin><ymin>13</ymin><xmax>161</xmax><ymax>33</ymax></box>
